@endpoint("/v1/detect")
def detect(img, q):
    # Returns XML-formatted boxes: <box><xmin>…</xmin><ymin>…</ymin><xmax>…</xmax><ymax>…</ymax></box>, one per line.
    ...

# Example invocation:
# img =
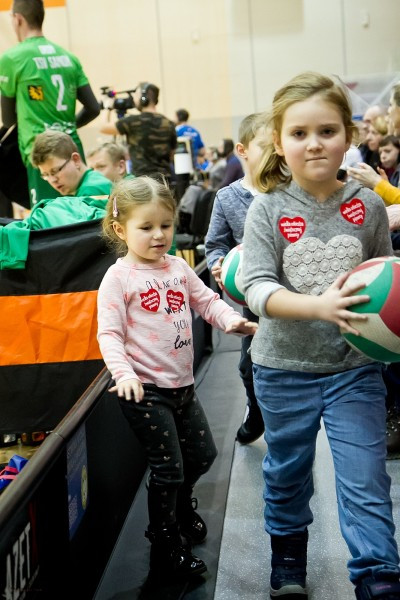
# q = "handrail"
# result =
<box><xmin>0</xmin><ymin>368</ymin><xmax>110</xmax><ymax>528</ymax></box>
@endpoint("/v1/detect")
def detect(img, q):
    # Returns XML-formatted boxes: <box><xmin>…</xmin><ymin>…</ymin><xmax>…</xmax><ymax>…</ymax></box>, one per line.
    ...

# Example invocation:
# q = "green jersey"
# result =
<box><xmin>76</xmin><ymin>169</ymin><xmax>112</xmax><ymax>197</ymax></box>
<box><xmin>0</xmin><ymin>36</ymin><xmax>88</xmax><ymax>165</ymax></box>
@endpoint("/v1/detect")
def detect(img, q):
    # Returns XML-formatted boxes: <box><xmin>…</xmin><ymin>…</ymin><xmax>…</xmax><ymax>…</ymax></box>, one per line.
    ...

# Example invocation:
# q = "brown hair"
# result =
<box><xmin>31</xmin><ymin>130</ymin><xmax>78</xmax><ymax>166</ymax></box>
<box><xmin>255</xmin><ymin>71</ymin><xmax>357</xmax><ymax>193</ymax></box>
<box><xmin>102</xmin><ymin>176</ymin><xmax>177</xmax><ymax>255</ymax></box>
<box><xmin>379</xmin><ymin>135</ymin><xmax>400</xmax><ymax>150</ymax></box>
<box><xmin>13</xmin><ymin>0</ymin><xmax>44</xmax><ymax>28</ymax></box>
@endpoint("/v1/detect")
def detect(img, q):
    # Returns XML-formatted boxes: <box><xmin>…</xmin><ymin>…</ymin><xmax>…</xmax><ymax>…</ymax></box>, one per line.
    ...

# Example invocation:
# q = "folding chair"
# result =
<box><xmin>175</xmin><ymin>188</ymin><xmax>216</xmax><ymax>267</ymax></box>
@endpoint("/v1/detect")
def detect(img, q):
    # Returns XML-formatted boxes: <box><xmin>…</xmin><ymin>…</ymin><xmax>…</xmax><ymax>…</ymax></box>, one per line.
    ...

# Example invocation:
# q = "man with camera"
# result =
<box><xmin>100</xmin><ymin>82</ymin><xmax>177</xmax><ymax>184</ymax></box>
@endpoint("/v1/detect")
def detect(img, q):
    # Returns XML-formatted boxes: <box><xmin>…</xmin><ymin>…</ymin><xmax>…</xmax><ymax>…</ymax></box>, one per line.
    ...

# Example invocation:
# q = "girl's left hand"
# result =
<box><xmin>225</xmin><ymin>318</ymin><xmax>258</xmax><ymax>336</ymax></box>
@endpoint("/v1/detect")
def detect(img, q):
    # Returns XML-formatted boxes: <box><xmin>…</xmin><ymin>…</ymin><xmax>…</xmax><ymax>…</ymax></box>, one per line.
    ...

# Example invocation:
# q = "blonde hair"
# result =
<box><xmin>87</xmin><ymin>141</ymin><xmax>128</xmax><ymax>163</ymax></box>
<box><xmin>255</xmin><ymin>71</ymin><xmax>357</xmax><ymax>193</ymax></box>
<box><xmin>238</xmin><ymin>112</ymin><xmax>266</xmax><ymax>148</ymax></box>
<box><xmin>370</xmin><ymin>115</ymin><xmax>388</xmax><ymax>136</ymax></box>
<box><xmin>391</xmin><ymin>82</ymin><xmax>400</xmax><ymax>107</ymax></box>
<box><xmin>102</xmin><ymin>176</ymin><xmax>177</xmax><ymax>255</ymax></box>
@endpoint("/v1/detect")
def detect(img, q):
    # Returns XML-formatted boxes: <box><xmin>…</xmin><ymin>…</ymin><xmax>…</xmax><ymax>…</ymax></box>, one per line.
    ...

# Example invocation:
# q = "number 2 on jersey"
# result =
<box><xmin>51</xmin><ymin>74</ymin><xmax>67</xmax><ymax>111</ymax></box>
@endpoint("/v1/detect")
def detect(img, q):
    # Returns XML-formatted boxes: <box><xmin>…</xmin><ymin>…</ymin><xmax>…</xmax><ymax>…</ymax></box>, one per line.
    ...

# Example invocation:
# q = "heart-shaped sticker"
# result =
<box><xmin>140</xmin><ymin>288</ymin><xmax>160</xmax><ymax>312</ymax></box>
<box><xmin>166</xmin><ymin>290</ymin><xmax>184</xmax><ymax>311</ymax></box>
<box><xmin>340</xmin><ymin>198</ymin><xmax>365</xmax><ymax>225</ymax></box>
<box><xmin>279</xmin><ymin>216</ymin><xmax>306</xmax><ymax>242</ymax></box>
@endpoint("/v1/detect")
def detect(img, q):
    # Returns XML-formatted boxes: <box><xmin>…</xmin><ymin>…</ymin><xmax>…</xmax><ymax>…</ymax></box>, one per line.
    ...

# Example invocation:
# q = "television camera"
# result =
<box><xmin>100</xmin><ymin>86</ymin><xmax>136</xmax><ymax>118</ymax></box>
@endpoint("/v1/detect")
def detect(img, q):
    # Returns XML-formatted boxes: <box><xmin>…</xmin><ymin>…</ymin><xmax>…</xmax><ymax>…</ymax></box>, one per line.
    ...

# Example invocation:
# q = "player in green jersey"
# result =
<box><xmin>0</xmin><ymin>0</ymin><xmax>100</xmax><ymax>206</ymax></box>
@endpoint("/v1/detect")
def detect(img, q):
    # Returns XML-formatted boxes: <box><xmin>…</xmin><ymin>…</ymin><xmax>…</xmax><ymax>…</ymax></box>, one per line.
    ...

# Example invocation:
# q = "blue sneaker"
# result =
<box><xmin>270</xmin><ymin>531</ymin><xmax>308</xmax><ymax>598</ymax></box>
<box><xmin>355</xmin><ymin>575</ymin><xmax>400</xmax><ymax>599</ymax></box>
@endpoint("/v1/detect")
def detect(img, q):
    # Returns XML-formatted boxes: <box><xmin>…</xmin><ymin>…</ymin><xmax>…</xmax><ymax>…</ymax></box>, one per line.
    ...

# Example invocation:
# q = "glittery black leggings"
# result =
<box><xmin>118</xmin><ymin>384</ymin><xmax>218</xmax><ymax>528</ymax></box>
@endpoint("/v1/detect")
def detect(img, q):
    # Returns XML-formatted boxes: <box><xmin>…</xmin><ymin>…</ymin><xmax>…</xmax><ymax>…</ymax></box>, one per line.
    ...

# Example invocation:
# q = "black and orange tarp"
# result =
<box><xmin>0</xmin><ymin>218</ymin><xmax>116</xmax><ymax>434</ymax></box>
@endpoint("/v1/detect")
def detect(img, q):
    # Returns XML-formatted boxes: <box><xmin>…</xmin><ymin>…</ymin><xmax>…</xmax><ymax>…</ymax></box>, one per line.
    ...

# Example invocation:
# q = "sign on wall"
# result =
<box><xmin>0</xmin><ymin>0</ymin><xmax>66</xmax><ymax>10</ymax></box>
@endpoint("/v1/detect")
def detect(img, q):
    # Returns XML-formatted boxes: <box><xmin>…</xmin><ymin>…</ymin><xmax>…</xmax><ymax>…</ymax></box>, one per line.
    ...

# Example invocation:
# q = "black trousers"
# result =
<box><xmin>119</xmin><ymin>383</ymin><xmax>217</xmax><ymax>528</ymax></box>
<box><xmin>239</xmin><ymin>307</ymin><xmax>259</xmax><ymax>411</ymax></box>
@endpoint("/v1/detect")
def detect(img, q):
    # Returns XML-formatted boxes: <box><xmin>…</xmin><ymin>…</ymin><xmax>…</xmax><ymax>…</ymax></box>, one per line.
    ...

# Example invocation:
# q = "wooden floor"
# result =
<box><xmin>0</xmin><ymin>440</ymin><xmax>41</xmax><ymax>466</ymax></box>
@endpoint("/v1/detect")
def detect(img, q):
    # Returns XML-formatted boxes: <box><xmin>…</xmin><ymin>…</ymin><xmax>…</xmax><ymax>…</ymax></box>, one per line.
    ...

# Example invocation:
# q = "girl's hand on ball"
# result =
<box><xmin>317</xmin><ymin>272</ymin><xmax>369</xmax><ymax>335</ymax></box>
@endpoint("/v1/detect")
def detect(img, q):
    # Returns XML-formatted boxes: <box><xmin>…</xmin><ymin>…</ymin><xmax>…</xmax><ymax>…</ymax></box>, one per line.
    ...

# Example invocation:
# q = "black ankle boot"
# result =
<box><xmin>178</xmin><ymin>496</ymin><xmax>207</xmax><ymax>544</ymax></box>
<box><xmin>176</xmin><ymin>486</ymin><xmax>207</xmax><ymax>544</ymax></box>
<box><xmin>145</xmin><ymin>523</ymin><xmax>207</xmax><ymax>579</ymax></box>
<box><xmin>270</xmin><ymin>530</ymin><xmax>308</xmax><ymax>598</ymax></box>
<box><xmin>236</xmin><ymin>404</ymin><xmax>264</xmax><ymax>445</ymax></box>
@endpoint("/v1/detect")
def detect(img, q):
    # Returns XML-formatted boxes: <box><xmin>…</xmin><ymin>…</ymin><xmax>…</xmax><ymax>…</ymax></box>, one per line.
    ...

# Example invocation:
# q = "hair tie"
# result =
<box><xmin>112</xmin><ymin>197</ymin><xmax>118</xmax><ymax>218</ymax></box>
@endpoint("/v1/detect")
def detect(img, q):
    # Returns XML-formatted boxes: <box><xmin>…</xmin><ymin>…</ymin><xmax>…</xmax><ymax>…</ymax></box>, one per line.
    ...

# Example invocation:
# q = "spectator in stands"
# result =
<box><xmin>217</xmin><ymin>138</ymin><xmax>244</xmax><ymax>189</ymax></box>
<box><xmin>0</xmin><ymin>0</ymin><xmax>100</xmax><ymax>206</ymax></box>
<box><xmin>206</xmin><ymin>146</ymin><xmax>227</xmax><ymax>190</ymax></box>
<box><xmin>206</xmin><ymin>113</ymin><xmax>267</xmax><ymax>445</ymax></box>
<box><xmin>364</xmin><ymin>115</ymin><xmax>388</xmax><ymax>171</ymax></box>
<box><xmin>359</xmin><ymin>104</ymin><xmax>387</xmax><ymax>167</ymax></box>
<box><xmin>100</xmin><ymin>82</ymin><xmax>176</xmax><ymax>184</ymax></box>
<box><xmin>175</xmin><ymin>108</ymin><xmax>205</xmax><ymax>162</ymax></box>
<box><xmin>195</xmin><ymin>146</ymin><xmax>209</xmax><ymax>172</ymax></box>
<box><xmin>378</xmin><ymin>135</ymin><xmax>400</xmax><ymax>185</ymax></box>
<box><xmin>31</xmin><ymin>130</ymin><xmax>112</xmax><ymax>198</ymax></box>
<box><xmin>388</xmin><ymin>83</ymin><xmax>400</xmax><ymax>137</ymax></box>
<box><xmin>87</xmin><ymin>141</ymin><xmax>131</xmax><ymax>183</ymax></box>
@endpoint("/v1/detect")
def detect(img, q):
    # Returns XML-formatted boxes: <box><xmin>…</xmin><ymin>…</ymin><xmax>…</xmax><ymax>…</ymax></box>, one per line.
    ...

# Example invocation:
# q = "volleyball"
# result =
<box><xmin>341</xmin><ymin>256</ymin><xmax>400</xmax><ymax>362</ymax></box>
<box><xmin>220</xmin><ymin>244</ymin><xmax>246</xmax><ymax>306</ymax></box>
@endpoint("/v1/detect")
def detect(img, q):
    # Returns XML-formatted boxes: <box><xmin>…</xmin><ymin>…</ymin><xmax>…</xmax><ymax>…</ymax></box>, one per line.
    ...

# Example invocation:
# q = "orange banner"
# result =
<box><xmin>0</xmin><ymin>290</ymin><xmax>102</xmax><ymax>366</ymax></box>
<box><xmin>0</xmin><ymin>0</ymin><xmax>65</xmax><ymax>10</ymax></box>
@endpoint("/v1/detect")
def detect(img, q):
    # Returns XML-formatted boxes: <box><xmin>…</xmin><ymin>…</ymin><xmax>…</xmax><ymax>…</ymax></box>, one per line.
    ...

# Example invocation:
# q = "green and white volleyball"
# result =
<box><xmin>220</xmin><ymin>244</ymin><xmax>246</xmax><ymax>306</ymax></box>
<box><xmin>341</xmin><ymin>256</ymin><xmax>400</xmax><ymax>363</ymax></box>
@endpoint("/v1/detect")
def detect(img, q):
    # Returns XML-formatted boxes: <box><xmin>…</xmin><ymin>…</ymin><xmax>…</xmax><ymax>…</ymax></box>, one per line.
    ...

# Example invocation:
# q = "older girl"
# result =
<box><xmin>243</xmin><ymin>72</ymin><xmax>400</xmax><ymax>600</ymax></box>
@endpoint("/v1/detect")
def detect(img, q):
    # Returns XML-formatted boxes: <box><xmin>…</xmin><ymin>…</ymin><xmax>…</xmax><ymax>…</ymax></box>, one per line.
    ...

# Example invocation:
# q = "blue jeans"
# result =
<box><xmin>253</xmin><ymin>363</ymin><xmax>400</xmax><ymax>584</ymax></box>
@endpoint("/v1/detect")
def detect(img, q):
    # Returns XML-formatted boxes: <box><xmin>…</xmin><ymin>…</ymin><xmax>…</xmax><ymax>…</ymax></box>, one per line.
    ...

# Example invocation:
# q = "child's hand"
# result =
<box><xmin>317</xmin><ymin>272</ymin><xmax>369</xmax><ymax>335</ymax></box>
<box><xmin>211</xmin><ymin>257</ymin><xmax>224</xmax><ymax>288</ymax></box>
<box><xmin>225</xmin><ymin>318</ymin><xmax>258</xmax><ymax>336</ymax></box>
<box><xmin>109</xmin><ymin>378</ymin><xmax>144</xmax><ymax>402</ymax></box>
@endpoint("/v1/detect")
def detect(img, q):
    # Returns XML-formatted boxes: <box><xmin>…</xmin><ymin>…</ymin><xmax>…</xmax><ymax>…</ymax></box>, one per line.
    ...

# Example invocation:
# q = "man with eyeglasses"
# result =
<box><xmin>0</xmin><ymin>0</ymin><xmax>100</xmax><ymax>207</ymax></box>
<box><xmin>0</xmin><ymin>130</ymin><xmax>112</xmax><ymax>271</ymax></box>
<box><xmin>31</xmin><ymin>130</ymin><xmax>112</xmax><ymax>198</ymax></box>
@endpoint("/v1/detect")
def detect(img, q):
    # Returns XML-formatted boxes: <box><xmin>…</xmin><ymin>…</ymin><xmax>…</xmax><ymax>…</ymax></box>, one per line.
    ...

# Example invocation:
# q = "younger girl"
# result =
<box><xmin>242</xmin><ymin>72</ymin><xmax>400</xmax><ymax>600</ymax></box>
<box><xmin>97</xmin><ymin>176</ymin><xmax>257</xmax><ymax>581</ymax></box>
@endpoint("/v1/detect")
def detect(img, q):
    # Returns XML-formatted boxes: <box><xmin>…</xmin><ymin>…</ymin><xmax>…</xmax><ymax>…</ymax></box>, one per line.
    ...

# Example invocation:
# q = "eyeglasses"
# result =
<box><xmin>40</xmin><ymin>157</ymin><xmax>71</xmax><ymax>180</ymax></box>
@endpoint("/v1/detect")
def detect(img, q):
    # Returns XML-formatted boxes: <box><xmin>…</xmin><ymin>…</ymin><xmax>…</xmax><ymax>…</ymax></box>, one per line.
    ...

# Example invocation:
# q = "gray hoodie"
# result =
<box><xmin>242</xmin><ymin>180</ymin><xmax>393</xmax><ymax>373</ymax></box>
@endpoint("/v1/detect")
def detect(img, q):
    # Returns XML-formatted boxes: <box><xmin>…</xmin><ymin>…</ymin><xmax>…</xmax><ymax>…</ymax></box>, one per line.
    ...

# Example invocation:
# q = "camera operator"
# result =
<box><xmin>100</xmin><ymin>82</ymin><xmax>177</xmax><ymax>185</ymax></box>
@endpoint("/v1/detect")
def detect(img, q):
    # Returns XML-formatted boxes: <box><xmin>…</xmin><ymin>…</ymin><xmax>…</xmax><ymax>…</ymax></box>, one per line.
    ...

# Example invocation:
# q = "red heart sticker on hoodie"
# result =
<box><xmin>140</xmin><ymin>288</ymin><xmax>160</xmax><ymax>312</ymax></box>
<box><xmin>166</xmin><ymin>290</ymin><xmax>184</xmax><ymax>311</ymax></box>
<box><xmin>340</xmin><ymin>198</ymin><xmax>365</xmax><ymax>225</ymax></box>
<box><xmin>279</xmin><ymin>217</ymin><xmax>306</xmax><ymax>242</ymax></box>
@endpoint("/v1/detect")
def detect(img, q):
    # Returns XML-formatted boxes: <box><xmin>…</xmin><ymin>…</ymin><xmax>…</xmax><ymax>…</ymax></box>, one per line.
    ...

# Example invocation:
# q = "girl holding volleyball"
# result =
<box><xmin>97</xmin><ymin>176</ymin><xmax>257</xmax><ymax>582</ymax></box>
<box><xmin>242</xmin><ymin>72</ymin><xmax>400</xmax><ymax>599</ymax></box>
